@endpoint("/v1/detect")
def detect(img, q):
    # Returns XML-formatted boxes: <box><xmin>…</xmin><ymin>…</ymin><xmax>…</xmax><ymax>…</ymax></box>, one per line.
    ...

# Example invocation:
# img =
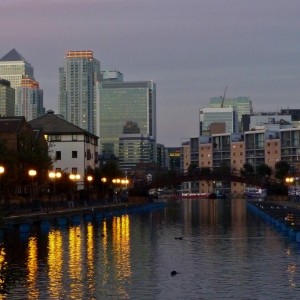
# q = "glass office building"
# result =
<box><xmin>96</xmin><ymin>81</ymin><xmax>156</xmax><ymax>158</ymax></box>
<box><xmin>200</xmin><ymin>107</ymin><xmax>238</xmax><ymax>136</ymax></box>
<box><xmin>0</xmin><ymin>79</ymin><xmax>15</xmax><ymax>116</ymax></box>
<box><xmin>0</xmin><ymin>49</ymin><xmax>34</xmax><ymax>89</ymax></box>
<box><xmin>210</xmin><ymin>96</ymin><xmax>253</xmax><ymax>131</ymax></box>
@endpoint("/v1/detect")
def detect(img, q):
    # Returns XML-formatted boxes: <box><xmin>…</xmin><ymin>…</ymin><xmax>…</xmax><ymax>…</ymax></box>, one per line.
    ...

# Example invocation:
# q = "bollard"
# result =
<box><xmin>73</xmin><ymin>215</ymin><xmax>81</xmax><ymax>225</ymax></box>
<box><xmin>296</xmin><ymin>232</ymin><xmax>300</xmax><ymax>243</ymax></box>
<box><xmin>19</xmin><ymin>223</ymin><xmax>30</xmax><ymax>233</ymax></box>
<box><xmin>41</xmin><ymin>220</ymin><xmax>51</xmax><ymax>230</ymax></box>
<box><xmin>57</xmin><ymin>217</ymin><xmax>67</xmax><ymax>226</ymax></box>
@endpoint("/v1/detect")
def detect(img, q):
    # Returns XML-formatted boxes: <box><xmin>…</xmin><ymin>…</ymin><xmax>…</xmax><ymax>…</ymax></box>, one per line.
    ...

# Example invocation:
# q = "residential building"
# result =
<box><xmin>29</xmin><ymin>110</ymin><xmax>99</xmax><ymax>190</ymax></box>
<box><xmin>58</xmin><ymin>50</ymin><xmax>101</xmax><ymax>134</ymax></box>
<box><xmin>0</xmin><ymin>49</ymin><xmax>45</xmax><ymax>118</ymax></box>
<box><xmin>0</xmin><ymin>79</ymin><xmax>15</xmax><ymax>116</ymax></box>
<box><xmin>200</xmin><ymin>107</ymin><xmax>238</xmax><ymax>136</ymax></box>
<box><xmin>0</xmin><ymin>116</ymin><xmax>48</xmax><ymax>197</ymax></box>
<box><xmin>96</xmin><ymin>80</ymin><xmax>156</xmax><ymax>158</ymax></box>
<box><xmin>16</xmin><ymin>78</ymin><xmax>44</xmax><ymax>121</ymax></box>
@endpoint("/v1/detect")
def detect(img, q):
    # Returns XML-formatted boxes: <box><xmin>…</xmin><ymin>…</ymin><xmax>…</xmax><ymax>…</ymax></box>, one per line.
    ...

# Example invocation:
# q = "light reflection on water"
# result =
<box><xmin>2</xmin><ymin>198</ymin><xmax>300</xmax><ymax>299</ymax></box>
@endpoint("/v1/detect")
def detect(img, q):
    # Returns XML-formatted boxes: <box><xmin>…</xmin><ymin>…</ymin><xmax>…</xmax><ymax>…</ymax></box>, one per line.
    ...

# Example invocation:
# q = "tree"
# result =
<box><xmin>218</xmin><ymin>161</ymin><xmax>231</xmax><ymax>174</ymax></box>
<box><xmin>256</xmin><ymin>163</ymin><xmax>272</xmax><ymax>178</ymax></box>
<box><xmin>187</xmin><ymin>163</ymin><xmax>198</xmax><ymax>175</ymax></box>
<box><xmin>275</xmin><ymin>161</ymin><xmax>290</xmax><ymax>181</ymax></box>
<box><xmin>240</xmin><ymin>162</ymin><xmax>254</xmax><ymax>177</ymax></box>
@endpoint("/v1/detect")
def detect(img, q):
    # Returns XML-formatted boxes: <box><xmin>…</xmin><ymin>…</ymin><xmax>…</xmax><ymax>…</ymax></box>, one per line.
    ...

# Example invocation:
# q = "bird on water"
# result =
<box><xmin>171</xmin><ymin>271</ymin><xmax>179</xmax><ymax>276</ymax></box>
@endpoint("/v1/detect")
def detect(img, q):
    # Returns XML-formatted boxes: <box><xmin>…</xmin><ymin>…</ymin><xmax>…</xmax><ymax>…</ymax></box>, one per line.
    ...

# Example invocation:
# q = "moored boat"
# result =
<box><xmin>173</xmin><ymin>192</ymin><xmax>215</xmax><ymax>199</ymax></box>
<box><xmin>244</xmin><ymin>188</ymin><xmax>267</xmax><ymax>199</ymax></box>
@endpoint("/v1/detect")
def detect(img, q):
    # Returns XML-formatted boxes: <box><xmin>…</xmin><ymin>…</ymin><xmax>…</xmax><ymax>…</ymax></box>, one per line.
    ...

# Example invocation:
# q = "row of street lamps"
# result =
<box><xmin>0</xmin><ymin>166</ymin><xmax>130</xmax><ymax>203</ymax></box>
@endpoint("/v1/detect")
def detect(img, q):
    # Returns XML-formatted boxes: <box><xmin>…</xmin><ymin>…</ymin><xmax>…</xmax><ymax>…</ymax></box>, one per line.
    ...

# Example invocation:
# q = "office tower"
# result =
<box><xmin>0</xmin><ymin>49</ymin><xmax>44</xmax><ymax>119</ymax></box>
<box><xmin>199</xmin><ymin>107</ymin><xmax>238</xmax><ymax>136</ymax></box>
<box><xmin>96</xmin><ymin>80</ymin><xmax>156</xmax><ymax>158</ymax></box>
<box><xmin>119</xmin><ymin>121</ymin><xmax>156</xmax><ymax>171</ymax></box>
<box><xmin>210</xmin><ymin>96</ymin><xmax>253</xmax><ymax>130</ymax></box>
<box><xmin>58</xmin><ymin>50</ymin><xmax>101</xmax><ymax>133</ymax></box>
<box><xmin>0</xmin><ymin>49</ymin><xmax>34</xmax><ymax>89</ymax></box>
<box><xmin>101</xmin><ymin>70</ymin><xmax>123</xmax><ymax>82</ymax></box>
<box><xmin>0</xmin><ymin>79</ymin><xmax>15</xmax><ymax>116</ymax></box>
<box><xmin>16</xmin><ymin>78</ymin><xmax>44</xmax><ymax>121</ymax></box>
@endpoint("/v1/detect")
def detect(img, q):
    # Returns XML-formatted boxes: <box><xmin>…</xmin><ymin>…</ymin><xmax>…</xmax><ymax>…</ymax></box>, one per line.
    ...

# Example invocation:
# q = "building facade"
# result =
<box><xmin>58</xmin><ymin>50</ymin><xmax>101</xmax><ymax>134</ymax></box>
<box><xmin>16</xmin><ymin>78</ymin><xmax>44</xmax><ymax>121</ymax></box>
<box><xmin>200</xmin><ymin>107</ymin><xmax>238</xmax><ymax>136</ymax></box>
<box><xmin>96</xmin><ymin>81</ymin><xmax>156</xmax><ymax>158</ymax></box>
<box><xmin>0</xmin><ymin>49</ymin><xmax>43</xmax><ymax>118</ymax></box>
<box><xmin>0</xmin><ymin>79</ymin><xmax>15</xmax><ymax>116</ymax></box>
<box><xmin>210</xmin><ymin>96</ymin><xmax>253</xmax><ymax>130</ymax></box>
<box><xmin>29</xmin><ymin>110</ymin><xmax>99</xmax><ymax>190</ymax></box>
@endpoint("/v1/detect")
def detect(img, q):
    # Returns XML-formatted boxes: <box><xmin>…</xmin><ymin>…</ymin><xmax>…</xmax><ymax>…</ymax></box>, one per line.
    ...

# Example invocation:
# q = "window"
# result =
<box><xmin>240</xmin><ymin>145</ymin><xmax>243</xmax><ymax>148</ymax></box>
<box><xmin>72</xmin><ymin>151</ymin><xmax>77</xmax><ymax>158</ymax></box>
<box><xmin>72</xmin><ymin>168</ymin><xmax>77</xmax><ymax>174</ymax></box>
<box><xmin>51</xmin><ymin>135</ymin><xmax>61</xmax><ymax>141</ymax></box>
<box><xmin>275</xmin><ymin>150</ymin><xmax>278</xmax><ymax>154</ymax></box>
<box><xmin>56</xmin><ymin>151</ymin><xmax>61</xmax><ymax>160</ymax></box>
<box><xmin>267</xmin><ymin>143</ymin><xmax>270</xmax><ymax>146</ymax></box>
<box><xmin>233</xmin><ymin>153</ymin><xmax>236</xmax><ymax>156</ymax></box>
<box><xmin>72</xmin><ymin>134</ymin><xmax>77</xmax><ymax>141</ymax></box>
<box><xmin>233</xmin><ymin>160</ymin><xmax>236</xmax><ymax>163</ymax></box>
<box><xmin>86</xmin><ymin>149</ymin><xmax>91</xmax><ymax>160</ymax></box>
<box><xmin>233</xmin><ymin>145</ymin><xmax>236</xmax><ymax>149</ymax></box>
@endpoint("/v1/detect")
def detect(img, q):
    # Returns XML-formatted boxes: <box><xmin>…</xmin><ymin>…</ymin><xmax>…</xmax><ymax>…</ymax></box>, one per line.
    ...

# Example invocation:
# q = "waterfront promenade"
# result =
<box><xmin>1</xmin><ymin>197</ymin><xmax>162</xmax><ymax>228</ymax></box>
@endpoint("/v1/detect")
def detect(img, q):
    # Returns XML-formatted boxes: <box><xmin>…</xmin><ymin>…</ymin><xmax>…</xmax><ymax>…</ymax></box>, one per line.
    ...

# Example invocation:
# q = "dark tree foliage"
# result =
<box><xmin>257</xmin><ymin>163</ymin><xmax>272</xmax><ymax>178</ymax></box>
<box><xmin>240</xmin><ymin>162</ymin><xmax>254</xmax><ymax>177</ymax></box>
<box><xmin>275</xmin><ymin>161</ymin><xmax>290</xmax><ymax>181</ymax></box>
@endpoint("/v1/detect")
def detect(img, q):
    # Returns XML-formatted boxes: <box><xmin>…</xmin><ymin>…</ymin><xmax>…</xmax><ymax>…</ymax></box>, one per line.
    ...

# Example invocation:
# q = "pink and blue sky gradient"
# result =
<box><xmin>1</xmin><ymin>0</ymin><xmax>300</xmax><ymax>146</ymax></box>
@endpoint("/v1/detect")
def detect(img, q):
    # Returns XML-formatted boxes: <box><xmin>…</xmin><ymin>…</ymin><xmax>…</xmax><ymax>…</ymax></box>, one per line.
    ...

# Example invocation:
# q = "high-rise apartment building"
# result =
<box><xmin>0</xmin><ymin>79</ymin><xmax>15</xmax><ymax>116</ymax></box>
<box><xmin>96</xmin><ymin>81</ymin><xmax>156</xmax><ymax>158</ymax></box>
<box><xmin>0</xmin><ymin>49</ymin><xmax>43</xmax><ymax>118</ymax></box>
<box><xmin>58</xmin><ymin>50</ymin><xmax>101</xmax><ymax>133</ymax></box>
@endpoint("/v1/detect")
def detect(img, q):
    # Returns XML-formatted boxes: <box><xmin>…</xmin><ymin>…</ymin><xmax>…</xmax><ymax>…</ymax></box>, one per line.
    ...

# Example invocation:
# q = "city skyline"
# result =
<box><xmin>1</xmin><ymin>0</ymin><xmax>299</xmax><ymax>146</ymax></box>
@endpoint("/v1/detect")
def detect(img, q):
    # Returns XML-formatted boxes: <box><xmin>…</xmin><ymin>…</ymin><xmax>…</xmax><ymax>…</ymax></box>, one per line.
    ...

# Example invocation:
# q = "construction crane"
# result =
<box><xmin>221</xmin><ymin>86</ymin><xmax>227</xmax><ymax>108</ymax></box>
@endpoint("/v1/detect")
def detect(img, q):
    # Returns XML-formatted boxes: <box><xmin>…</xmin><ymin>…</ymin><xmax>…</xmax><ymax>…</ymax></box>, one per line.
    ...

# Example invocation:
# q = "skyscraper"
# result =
<box><xmin>0</xmin><ymin>79</ymin><xmax>15</xmax><ymax>116</ymax></box>
<box><xmin>0</xmin><ymin>49</ymin><xmax>43</xmax><ymax>119</ymax></box>
<box><xmin>58</xmin><ymin>50</ymin><xmax>101</xmax><ymax>133</ymax></box>
<box><xmin>96</xmin><ymin>80</ymin><xmax>156</xmax><ymax>158</ymax></box>
<box><xmin>16</xmin><ymin>78</ymin><xmax>44</xmax><ymax>121</ymax></box>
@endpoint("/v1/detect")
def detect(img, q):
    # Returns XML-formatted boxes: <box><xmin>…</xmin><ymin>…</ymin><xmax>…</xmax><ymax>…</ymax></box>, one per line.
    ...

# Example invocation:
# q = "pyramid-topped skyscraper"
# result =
<box><xmin>0</xmin><ymin>49</ymin><xmax>44</xmax><ymax>120</ymax></box>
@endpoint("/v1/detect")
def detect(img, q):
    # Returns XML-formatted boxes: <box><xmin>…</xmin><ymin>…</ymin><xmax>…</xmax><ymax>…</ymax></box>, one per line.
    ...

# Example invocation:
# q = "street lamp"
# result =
<box><xmin>69</xmin><ymin>174</ymin><xmax>80</xmax><ymax>192</ymax></box>
<box><xmin>49</xmin><ymin>171</ymin><xmax>61</xmax><ymax>201</ymax></box>
<box><xmin>29</xmin><ymin>170</ymin><xmax>37</xmax><ymax>201</ymax></box>
<box><xmin>87</xmin><ymin>175</ymin><xmax>93</xmax><ymax>200</ymax></box>
<box><xmin>0</xmin><ymin>166</ymin><xmax>4</xmax><ymax>203</ymax></box>
<box><xmin>101</xmin><ymin>177</ymin><xmax>107</xmax><ymax>201</ymax></box>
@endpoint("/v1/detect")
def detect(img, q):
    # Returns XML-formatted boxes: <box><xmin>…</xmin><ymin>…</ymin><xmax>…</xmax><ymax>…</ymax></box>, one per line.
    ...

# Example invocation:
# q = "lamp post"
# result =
<box><xmin>49</xmin><ymin>171</ymin><xmax>61</xmax><ymax>201</ymax></box>
<box><xmin>87</xmin><ymin>175</ymin><xmax>93</xmax><ymax>201</ymax></box>
<box><xmin>69</xmin><ymin>174</ymin><xmax>80</xmax><ymax>192</ymax></box>
<box><xmin>286</xmin><ymin>176</ymin><xmax>295</xmax><ymax>197</ymax></box>
<box><xmin>29</xmin><ymin>170</ymin><xmax>37</xmax><ymax>202</ymax></box>
<box><xmin>0</xmin><ymin>166</ymin><xmax>4</xmax><ymax>203</ymax></box>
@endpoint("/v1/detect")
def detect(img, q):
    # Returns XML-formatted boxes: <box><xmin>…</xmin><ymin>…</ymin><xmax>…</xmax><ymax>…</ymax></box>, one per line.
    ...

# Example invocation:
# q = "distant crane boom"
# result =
<box><xmin>221</xmin><ymin>86</ymin><xmax>227</xmax><ymax>108</ymax></box>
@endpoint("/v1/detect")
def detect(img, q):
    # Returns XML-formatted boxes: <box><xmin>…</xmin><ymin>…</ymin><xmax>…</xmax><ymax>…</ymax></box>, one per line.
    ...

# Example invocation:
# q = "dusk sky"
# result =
<box><xmin>1</xmin><ymin>0</ymin><xmax>299</xmax><ymax>147</ymax></box>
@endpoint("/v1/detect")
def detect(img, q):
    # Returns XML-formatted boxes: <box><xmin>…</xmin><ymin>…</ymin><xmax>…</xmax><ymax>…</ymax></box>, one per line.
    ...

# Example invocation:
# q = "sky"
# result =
<box><xmin>1</xmin><ymin>0</ymin><xmax>300</xmax><ymax>147</ymax></box>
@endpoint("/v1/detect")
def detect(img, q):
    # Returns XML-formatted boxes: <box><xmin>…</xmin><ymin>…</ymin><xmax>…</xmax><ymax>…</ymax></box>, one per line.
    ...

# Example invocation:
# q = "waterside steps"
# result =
<box><xmin>0</xmin><ymin>201</ymin><xmax>166</xmax><ymax>235</ymax></box>
<box><xmin>247</xmin><ymin>200</ymin><xmax>300</xmax><ymax>242</ymax></box>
